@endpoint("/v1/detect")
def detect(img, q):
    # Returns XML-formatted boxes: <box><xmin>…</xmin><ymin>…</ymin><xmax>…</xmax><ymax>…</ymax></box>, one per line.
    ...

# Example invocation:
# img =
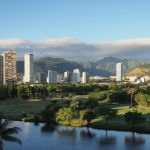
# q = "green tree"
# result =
<box><xmin>135</xmin><ymin>93</ymin><xmax>150</xmax><ymax>107</ymax></box>
<box><xmin>127</xmin><ymin>87</ymin><xmax>137</xmax><ymax>107</ymax></box>
<box><xmin>84</xmin><ymin>99</ymin><xmax>99</xmax><ymax>109</ymax></box>
<box><xmin>41</xmin><ymin>101</ymin><xmax>61</xmax><ymax>123</ymax></box>
<box><xmin>125</xmin><ymin>111</ymin><xmax>145</xmax><ymax>130</ymax></box>
<box><xmin>69</xmin><ymin>99</ymin><xmax>79</xmax><ymax>110</ymax></box>
<box><xmin>56</xmin><ymin>107</ymin><xmax>78</xmax><ymax>123</ymax></box>
<box><xmin>96</xmin><ymin>106</ymin><xmax>117</xmax><ymax>121</ymax></box>
<box><xmin>80</xmin><ymin>110</ymin><xmax>95</xmax><ymax>126</ymax></box>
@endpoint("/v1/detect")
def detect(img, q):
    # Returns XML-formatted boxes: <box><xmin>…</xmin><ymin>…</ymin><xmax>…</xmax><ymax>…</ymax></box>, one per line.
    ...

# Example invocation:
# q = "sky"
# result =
<box><xmin>0</xmin><ymin>0</ymin><xmax>150</xmax><ymax>60</ymax></box>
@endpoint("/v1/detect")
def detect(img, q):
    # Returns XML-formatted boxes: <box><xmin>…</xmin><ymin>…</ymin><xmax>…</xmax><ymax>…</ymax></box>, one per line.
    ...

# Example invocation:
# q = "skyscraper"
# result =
<box><xmin>3</xmin><ymin>50</ymin><xmax>17</xmax><ymax>84</ymax></box>
<box><xmin>57</xmin><ymin>74</ymin><xmax>63</xmax><ymax>83</ymax></box>
<box><xmin>64</xmin><ymin>71</ymin><xmax>72</xmax><ymax>82</ymax></box>
<box><xmin>82</xmin><ymin>72</ymin><xmax>88</xmax><ymax>83</ymax></box>
<box><xmin>23</xmin><ymin>53</ymin><xmax>34</xmax><ymax>83</ymax></box>
<box><xmin>47</xmin><ymin>70</ymin><xmax>57</xmax><ymax>83</ymax></box>
<box><xmin>0</xmin><ymin>55</ymin><xmax>3</xmax><ymax>84</ymax></box>
<box><xmin>72</xmin><ymin>69</ymin><xmax>81</xmax><ymax>83</ymax></box>
<box><xmin>116</xmin><ymin>63</ymin><xmax>122</xmax><ymax>81</ymax></box>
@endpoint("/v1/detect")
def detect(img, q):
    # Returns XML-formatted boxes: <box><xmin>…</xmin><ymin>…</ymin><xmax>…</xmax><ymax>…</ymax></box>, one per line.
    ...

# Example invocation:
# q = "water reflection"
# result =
<box><xmin>97</xmin><ymin>130</ymin><xmax>116</xmax><ymax>146</ymax></box>
<box><xmin>125</xmin><ymin>132</ymin><xmax>145</xmax><ymax>146</ymax></box>
<box><xmin>41</xmin><ymin>124</ymin><xmax>55</xmax><ymax>133</ymax></box>
<box><xmin>57</xmin><ymin>126</ymin><xmax>77</xmax><ymax>138</ymax></box>
<box><xmin>4</xmin><ymin>121</ymin><xmax>150</xmax><ymax>150</ymax></box>
<box><xmin>80</xmin><ymin>129</ymin><xmax>95</xmax><ymax>140</ymax></box>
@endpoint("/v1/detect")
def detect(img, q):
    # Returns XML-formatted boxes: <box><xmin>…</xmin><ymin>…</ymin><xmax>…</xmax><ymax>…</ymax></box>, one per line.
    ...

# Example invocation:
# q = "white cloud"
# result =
<box><xmin>0</xmin><ymin>38</ymin><xmax>150</xmax><ymax>60</ymax></box>
<box><xmin>0</xmin><ymin>39</ymin><xmax>30</xmax><ymax>47</ymax></box>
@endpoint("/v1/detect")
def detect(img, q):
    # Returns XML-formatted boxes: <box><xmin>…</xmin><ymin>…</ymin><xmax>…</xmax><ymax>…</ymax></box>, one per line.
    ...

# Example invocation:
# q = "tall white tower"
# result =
<box><xmin>82</xmin><ymin>72</ymin><xmax>88</xmax><ymax>83</ymax></box>
<box><xmin>23</xmin><ymin>53</ymin><xmax>34</xmax><ymax>83</ymax></box>
<box><xmin>116</xmin><ymin>63</ymin><xmax>122</xmax><ymax>81</ymax></box>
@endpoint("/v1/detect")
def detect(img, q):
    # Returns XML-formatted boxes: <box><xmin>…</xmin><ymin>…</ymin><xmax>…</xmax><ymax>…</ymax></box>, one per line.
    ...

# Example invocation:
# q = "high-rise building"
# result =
<box><xmin>64</xmin><ymin>71</ymin><xmax>69</xmax><ymax>82</ymax></box>
<box><xmin>57</xmin><ymin>74</ymin><xmax>63</xmax><ymax>83</ymax></box>
<box><xmin>116</xmin><ymin>63</ymin><xmax>122</xmax><ymax>81</ymax></box>
<box><xmin>72</xmin><ymin>69</ymin><xmax>81</xmax><ymax>83</ymax></box>
<box><xmin>23</xmin><ymin>53</ymin><xmax>34</xmax><ymax>83</ymax></box>
<box><xmin>0</xmin><ymin>55</ymin><xmax>3</xmax><ymax>83</ymax></box>
<box><xmin>47</xmin><ymin>70</ymin><xmax>57</xmax><ymax>83</ymax></box>
<box><xmin>36</xmin><ymin>73</ymin><xmax>42</xmax><ymax>83</ymax></box>
<box><xmin>64</xmin><ymin>71</ymin><xmax>72</xmax><ymax>82</ymax></box>
<box><xmin>3</xmin><ymin>50</ymin><xmax>17</xmax><ymax>84</ymax></box>
<box><xmin>81</xmin><ymin>72</ymin><xmax>88</xmax><ymax>83</ymax></box>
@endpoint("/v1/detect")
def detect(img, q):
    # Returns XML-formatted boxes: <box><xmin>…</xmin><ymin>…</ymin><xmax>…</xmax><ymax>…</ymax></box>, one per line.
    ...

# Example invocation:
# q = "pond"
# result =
<box><xmin>3</xmin><ymin>121</ymin><xmax>150</xmax><ymax>150</ymax></box>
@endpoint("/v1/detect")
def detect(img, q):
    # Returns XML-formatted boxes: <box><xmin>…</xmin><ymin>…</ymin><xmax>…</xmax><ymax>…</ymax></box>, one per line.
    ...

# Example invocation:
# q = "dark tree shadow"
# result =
<box><xmin>57</xmin><ymin>126</ymin><xmax>77</xmax><ymax>138</ymax></box>
<box><xmin>80</xmin><ymin>129</ymin><xmax>95</xmax><ymax>140</ymax></box>
<box><xmin>125</xmin><ymin>132</ymin><xmax>145</xmax><ymax>146</ymax></box>
<box><xmin>41</xmin><ymin>123</ymin><xmax>55</xmax><ymax>133</ymax></box>
<box><xmin>97</xmin><ymin>130</ymin><xmax>116</xmax><ymax>146</ymax></box>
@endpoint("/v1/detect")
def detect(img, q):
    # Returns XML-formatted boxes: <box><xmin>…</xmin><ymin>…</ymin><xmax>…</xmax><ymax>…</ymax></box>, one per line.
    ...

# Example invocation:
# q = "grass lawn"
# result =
<box><xmin>90</xmin><ymin>104</ymin><xmax>150</xmax><ymax>133</ymax></box>
<box><xmin>0</xmin><ymin>99</ymin><xmax>52</xmax><ymax>117</ymax></box>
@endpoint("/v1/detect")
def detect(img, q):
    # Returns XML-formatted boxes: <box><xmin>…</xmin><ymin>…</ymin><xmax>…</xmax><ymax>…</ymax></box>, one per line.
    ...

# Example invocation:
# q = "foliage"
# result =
<box><xmin>80</xmin><ymin>110</ymin><xmax>96</xmax><ymax>124</ymax></box>
<box><xmin>109</xmin><ymin>82</ymin><xmax>119</xmax><ymax>91</ymax></box>
<box><xmin>127</xmin><ymin>87</ymin><xmax>137</xmax><ymax>107</ymax></box>
<box><xmin>70</xmin><ymin>119</ymin><xmax>87</xmax><ymax>127</ymax></box>
<box><xmin>125</xmin><ymin>111</ymin><xmax>145</xmax><ymax>127</ymax></box>
<box><xmin>96</xmin><ymin>106</ymin><xmax>117</xmax><ymax>121</ymax></box>
<box><xmin>0</xmin><ymin>118</ymin><xmax>22</xmax><ymax>149</ymax></box>
<box><xmin>89</xmin><ymin>91</ymin><xmax>107</xmax><ymax>101</ymax></box>
<box><xmin>69</xmin><ymin>99</ymin><xmax>79</xmax><ymax>110</ymax></box>
<box><xmin>56</xmin><ymin>107</ymin><xmax>78</xmax><ymax>122</ymax></box>
<box><xmin>84</xmin><ymin>99</ymin><xmax>99</xmax><ymax>109</ymax></box>
<box><xmin>41</xmin><ymin>101</ymin><xmax>61</xmax><ymax>122</ymax></box>
<box><xmin>135</xmin><ymin>93</ymin><xmax>150</xmax><ymax>106</ymax></box>
<box><xmin>108</xmin><ymin>90</ymin><xmax>130</xmax><ymax>103</ymax></box>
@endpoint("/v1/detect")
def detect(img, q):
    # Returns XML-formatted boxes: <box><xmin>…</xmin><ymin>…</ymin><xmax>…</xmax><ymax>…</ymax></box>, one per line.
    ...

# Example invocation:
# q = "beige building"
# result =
<box><xmin>3</xmin><ymin>50</ymin><xmax>17</xmax><ymax>84</ymax></box>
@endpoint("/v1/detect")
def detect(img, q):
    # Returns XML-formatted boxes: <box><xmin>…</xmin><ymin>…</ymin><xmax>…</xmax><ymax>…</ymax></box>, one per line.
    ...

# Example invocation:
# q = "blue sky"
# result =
<box><xmin>0</xmin><ymin>0</ymin><xmax>150</xmax><ymax>41</ymax></box>
<box><xmin>1</xmin><ymin>0</ymin><xmax>150</xmax><ymax>60</ymax></box>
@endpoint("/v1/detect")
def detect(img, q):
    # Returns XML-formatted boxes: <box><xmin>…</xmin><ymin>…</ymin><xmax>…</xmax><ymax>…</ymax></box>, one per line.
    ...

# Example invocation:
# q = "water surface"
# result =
<box><xmin>3</xmin><ymin>121</ymin><xmax>150</xmax><ymax>150</ymax></box>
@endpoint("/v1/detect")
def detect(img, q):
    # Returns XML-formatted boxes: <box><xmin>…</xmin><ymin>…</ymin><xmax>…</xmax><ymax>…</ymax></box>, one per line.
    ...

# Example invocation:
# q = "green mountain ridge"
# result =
<box><xmin>17</xmin><ymin>57</ymin><xmax>150</xmax><ymax>77</ymax></box>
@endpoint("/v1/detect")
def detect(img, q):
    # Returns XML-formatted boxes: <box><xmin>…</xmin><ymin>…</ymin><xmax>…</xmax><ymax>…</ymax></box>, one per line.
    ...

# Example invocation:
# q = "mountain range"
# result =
<box><xmin>17</xmin><ymin>57</ymin><xmax>150</xmax><ymax>77</ymax></box>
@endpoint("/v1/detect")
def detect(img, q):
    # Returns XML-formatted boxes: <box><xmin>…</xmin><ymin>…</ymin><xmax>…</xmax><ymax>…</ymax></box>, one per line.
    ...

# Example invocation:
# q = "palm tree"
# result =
<box><xmin>0</xmin><ymin>118</ymin><xmax>22</xmax><ymax>150</ymax></box>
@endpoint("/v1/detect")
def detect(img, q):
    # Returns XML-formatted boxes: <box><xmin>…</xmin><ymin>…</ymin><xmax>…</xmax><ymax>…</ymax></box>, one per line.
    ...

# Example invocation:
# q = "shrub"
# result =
<box><xmin>135</xmin><ymin>93</ymin><xmax>150</xmax><ymax>106</ymax></box>
<box><xmin>125</xmin><ymin>111</ymin><xmax>145</xmax><ymax>127</ymax></box>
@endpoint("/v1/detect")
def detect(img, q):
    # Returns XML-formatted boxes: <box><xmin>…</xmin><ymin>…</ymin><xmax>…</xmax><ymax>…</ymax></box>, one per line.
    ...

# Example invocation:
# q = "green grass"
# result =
<box><xmin>1</xmin><ymin>98</ymin><xmax>150</xmax><ymax>133</ymax></box>
<box><xmin>0</xmin><ymin>99</ymin><xmax>52</xmax><ymax>117</ymax></box>
<box><xmin>90</xmin><ymin>104</ymin><xmax>150</xmax><ymax>133</ymax></box>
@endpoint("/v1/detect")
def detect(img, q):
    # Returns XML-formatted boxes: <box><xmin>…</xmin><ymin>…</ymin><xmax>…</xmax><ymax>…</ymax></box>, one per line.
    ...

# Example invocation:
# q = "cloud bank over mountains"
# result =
<box><xmin>0</xmin><ymin>38</ymin><xmax>150</xmax><ymax>61</ymax></box>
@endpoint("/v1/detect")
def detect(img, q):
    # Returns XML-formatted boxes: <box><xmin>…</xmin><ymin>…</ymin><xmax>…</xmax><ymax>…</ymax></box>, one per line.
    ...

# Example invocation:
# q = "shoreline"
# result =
<box><xmin>8</xmin><ymin>116</ymin><xmax>150</xmax><ymax>134</ymax></box>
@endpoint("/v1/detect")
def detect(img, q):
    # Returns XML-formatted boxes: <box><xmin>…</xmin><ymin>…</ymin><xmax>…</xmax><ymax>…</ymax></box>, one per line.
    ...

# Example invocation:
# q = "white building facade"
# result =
<box><xmin>72</xmin><ymin>69</ymin><xmax>81</xmax><ymax>83</ymax></box>
<box><xmin>47</xmin><ymin>70</ymin><xmax>57</xmax><ymax>83</ymax></box>
<box><xmin>23</xmin><ymin>53</ymin><xmax>34</xmax><ymax>83</ymax></box>
<box><xmin>82</xmin><ymin>72</ymin><xmax>88</xmax><ymax>83</ymax></box>
<box><xmin>116</xmin><ymin>63</ymin><xmax>122</xmax><ymax>81</ymax></box>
